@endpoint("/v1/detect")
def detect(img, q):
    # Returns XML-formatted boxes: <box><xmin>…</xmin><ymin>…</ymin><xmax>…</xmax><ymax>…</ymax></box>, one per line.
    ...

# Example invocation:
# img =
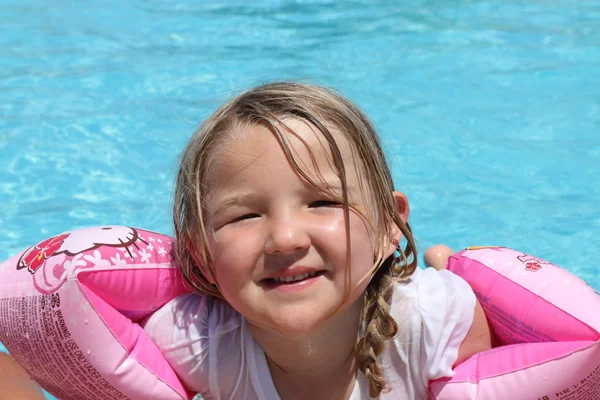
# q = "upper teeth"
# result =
<box><xmin>273</xmin><ymin>271</ymin><xmax>317</xmax><ymax>283</ymax></box>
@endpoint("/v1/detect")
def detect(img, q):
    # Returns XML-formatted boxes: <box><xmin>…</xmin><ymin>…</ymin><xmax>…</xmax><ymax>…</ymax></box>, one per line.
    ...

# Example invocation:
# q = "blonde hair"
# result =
<box><xmin>174</xmin><ymin>82</ymin><xmax>417</xmax><ymax>397</ymax></box>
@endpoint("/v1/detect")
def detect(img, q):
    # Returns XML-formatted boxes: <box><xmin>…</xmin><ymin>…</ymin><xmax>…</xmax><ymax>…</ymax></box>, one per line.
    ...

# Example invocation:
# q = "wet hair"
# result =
<box><xmin>174</xmin><ymin>81</ymin><xmax>417</xmax><ymax>397</ymax></box>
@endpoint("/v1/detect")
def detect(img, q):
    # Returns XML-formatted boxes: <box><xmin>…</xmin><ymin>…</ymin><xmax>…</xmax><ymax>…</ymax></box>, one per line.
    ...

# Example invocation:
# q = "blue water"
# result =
<box><xmin>1</xmin><ymin>1</ymin><xmax>599</xmax><ymax>398</ymax></box>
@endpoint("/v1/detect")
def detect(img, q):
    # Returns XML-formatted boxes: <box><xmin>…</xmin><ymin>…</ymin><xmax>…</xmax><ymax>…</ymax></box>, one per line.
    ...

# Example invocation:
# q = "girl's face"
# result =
<box><xmin>203</xmin><ymin>119</ymin><xmax>401</xmax><ymax>335</ymax></box>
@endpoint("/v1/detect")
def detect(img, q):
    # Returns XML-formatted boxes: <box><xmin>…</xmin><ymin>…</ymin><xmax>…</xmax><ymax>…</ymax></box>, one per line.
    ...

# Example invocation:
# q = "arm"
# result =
<box><xmin>0</xmin><ymin>352</ymin><xmax>46</xmax><ymax>400</ymax></box>
<box><xmin>424</xmin><ymin>245</ymin><xmax>492</xmax><ymax>367</ymax></box>
<box><xmin>453</xmin><ymin>299</ymin><xmax>492</xmax><ymax>366</ymax></box>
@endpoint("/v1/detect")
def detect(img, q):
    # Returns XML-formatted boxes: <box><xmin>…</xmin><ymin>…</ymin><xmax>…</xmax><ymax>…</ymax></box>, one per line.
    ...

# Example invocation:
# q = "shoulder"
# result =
<box><xmin>142</xmin><ymin>294</ymin><xmax>245</xmax><ymax>394</ymax></box>
<box><xmin>388</xmin><ymin>267</ymin><xmax>476</xmax><ymax>354</ymax></box>
<box><xmin>144</xmin><ymin>293</ymin><xmax>244</xmax><ymax>341</ymax></box>
<box><xmin>385</xmin><ymin>267</ymin><xmax>476</xmax><ymax>385</ymax></box>
<box><xmin>390</xmin><ymin>267</ymin><xmax>475</xmax><ymax>321</ymax></box>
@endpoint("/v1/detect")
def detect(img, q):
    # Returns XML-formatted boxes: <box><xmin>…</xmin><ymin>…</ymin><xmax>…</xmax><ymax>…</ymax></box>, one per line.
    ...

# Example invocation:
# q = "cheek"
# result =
<box><xmin>349</xmin><ymin>212</ymin><xmax>377</xmax><ymax>254</ymax></box>
<box><xmin>211</xmin><ymin>232</ymin><xmax>261</xmax><ymax>281</ymax></box>
<box><xmin>347</xmin><ymin>213</ymin><xmax>379</xmax><ymax>281</ymax></box>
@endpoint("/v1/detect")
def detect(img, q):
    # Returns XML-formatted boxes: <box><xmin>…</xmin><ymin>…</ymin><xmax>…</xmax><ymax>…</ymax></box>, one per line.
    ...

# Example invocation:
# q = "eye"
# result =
<box><xmin>309</xmin><ymin>200</ymin><xmax>341</xmax><ymax>208</ymax></box>
<box><xmin>231</xmin><ymin>213</ymin><xmax>260</xmax><ymax>223</ymax></box>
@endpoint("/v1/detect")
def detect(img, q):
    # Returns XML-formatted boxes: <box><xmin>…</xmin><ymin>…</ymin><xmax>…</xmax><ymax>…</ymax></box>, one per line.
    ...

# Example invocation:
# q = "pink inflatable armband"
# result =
<box><xmin>430</xmin><ymin>246</ymin><xmax>600</xmax><ymax>400</ymax></box>
<box><xmin>2</xmin><ymin>229</ymin><xmax>599</xmax><ymax>399</ymax></box>
<box><xmin>0</xmin><ymin>226</ymin><xmax>192</xmax><ymax>400</ymax></box>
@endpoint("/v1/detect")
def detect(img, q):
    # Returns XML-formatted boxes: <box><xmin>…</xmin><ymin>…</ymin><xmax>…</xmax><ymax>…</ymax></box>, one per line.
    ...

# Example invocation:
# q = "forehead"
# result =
<box><xmin>207</xmin><ymin>118</ymin><xmax>363</xmax><ymax>185</ymax></box>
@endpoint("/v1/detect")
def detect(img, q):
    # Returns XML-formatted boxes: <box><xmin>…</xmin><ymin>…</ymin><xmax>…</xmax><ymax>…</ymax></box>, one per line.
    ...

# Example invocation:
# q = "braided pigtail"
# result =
<box><xmin>356</xmin><ymin>222</ymin><xmax>417</xmax><ymax>397</ymax></box>
<box><xmin>355</xmin><ymin>267</ymin><xmax>396</xmax><ymax>396</ymax></box>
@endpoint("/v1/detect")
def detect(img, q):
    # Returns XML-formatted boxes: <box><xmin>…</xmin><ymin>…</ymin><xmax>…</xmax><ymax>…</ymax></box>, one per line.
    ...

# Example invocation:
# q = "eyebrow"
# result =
<box><xmin>210</xmin><ymin>192</ymin><xmax>258</xmax><ymax>219</ymax></box>
<box><xmin>209</xmin><ymin>180</ymin><xmax>360</xmax><ymax>219</ymax></box>
<box><xmin>319</xmin><ymin>180</ymin><xmax>359</xmax><ymax>199</ymax></box>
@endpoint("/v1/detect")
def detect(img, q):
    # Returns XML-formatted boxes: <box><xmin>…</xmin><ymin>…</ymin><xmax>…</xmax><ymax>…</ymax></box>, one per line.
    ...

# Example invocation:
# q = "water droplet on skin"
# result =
<box><xmin>84</xmin><ymin>319</ymin><xmax>88</xmax><ymax>324</ymax></box>
<box><xmin>300</xmin><ymin>340</ymin><xmax>313</xmax><ymax>356</ymax></box>
<box><xmin>86</xmin><ymin>350</ymin><xmax>91</xmax><ymax>355</ymax></box>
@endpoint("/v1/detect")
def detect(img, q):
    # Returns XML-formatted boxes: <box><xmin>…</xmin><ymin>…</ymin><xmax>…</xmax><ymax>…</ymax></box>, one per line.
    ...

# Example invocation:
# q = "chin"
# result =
<box><xmin>265</xmin><ymin>310</ymin><xmax>332</xmax><ymax>337</ymax></box>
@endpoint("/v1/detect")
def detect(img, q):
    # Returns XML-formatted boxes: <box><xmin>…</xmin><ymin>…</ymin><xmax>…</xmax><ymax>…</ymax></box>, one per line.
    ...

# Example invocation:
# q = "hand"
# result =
<box><xmin>423</xmin><ymin>244</ymin><xmax>454</xmax><ymax>271</ymax></box>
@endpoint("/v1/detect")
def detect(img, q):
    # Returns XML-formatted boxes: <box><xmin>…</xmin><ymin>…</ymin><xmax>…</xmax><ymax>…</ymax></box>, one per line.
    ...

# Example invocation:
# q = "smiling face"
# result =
<box><xmin>203</xmin><ymin>119</ymin><xmax>399</xmax><ymax>335</ymax></box>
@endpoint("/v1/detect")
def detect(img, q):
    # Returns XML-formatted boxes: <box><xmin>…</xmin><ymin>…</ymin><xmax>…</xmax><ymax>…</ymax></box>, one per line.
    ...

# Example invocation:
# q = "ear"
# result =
<box><xmin>384</xmin><ymin>191</ymin><xmax>410</xmax><ymax>259</ymax></box>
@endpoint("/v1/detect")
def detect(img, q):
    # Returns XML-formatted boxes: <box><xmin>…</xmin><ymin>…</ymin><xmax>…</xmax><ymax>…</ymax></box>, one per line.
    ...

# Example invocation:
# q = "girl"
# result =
<box><xmin>144</xmin><ymin>82</ymin><xmax>491</xmax><ymax>399</ymax></box>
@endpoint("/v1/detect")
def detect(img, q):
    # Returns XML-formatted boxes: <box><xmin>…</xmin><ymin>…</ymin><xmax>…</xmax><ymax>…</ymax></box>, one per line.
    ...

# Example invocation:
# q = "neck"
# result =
<box><xmin>248</xmin><ymin>297</ymin><xmax>364</xmax><ymax>398</ymax></box>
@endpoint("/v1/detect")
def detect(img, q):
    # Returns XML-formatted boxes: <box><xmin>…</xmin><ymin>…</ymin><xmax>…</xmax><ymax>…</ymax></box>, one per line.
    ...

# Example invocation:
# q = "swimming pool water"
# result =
<box><xmin>1</xmin><ymin>1</ymin><xmax>599</xmax><ymax>398</ymax></box>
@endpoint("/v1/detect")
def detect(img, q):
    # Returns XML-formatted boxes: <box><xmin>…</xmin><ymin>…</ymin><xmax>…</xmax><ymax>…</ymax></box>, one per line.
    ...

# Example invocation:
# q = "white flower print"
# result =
<box><xmin>110</xmin><ymin>253</ymin><xmax>127</xmax><ymax>266</ymax></box>
<box><xmin>119</xmin><ymin>247</ymin><xmax>137</xmax><ymax>260</ymax></box>
<box><xmin>147</xmin><ymin>243</ymin><xmax>154</xmax><ymax>252</ymax></box>
<box><xmin>63</xmin><ymin>254</ymin><xmax>88</xmax><ymax>275</ymax></box>
<box><xmin>149</xmin><ymin>237</ymin><xmax>155</xmax><ymax>242</ymax></box>
<box><xmin>83</xmin><ymin>250</ymin><xmax>111</xmax><ymax>268</ymax></box>
<box><xmin>139</xmin><ymin>248</ymin><xmax>151</xmax><ymax>263</ymax></box>
<box><xmin>158</xmin><ymin>246</ymin><xmax>167</xmax><ymax>257</ymax></box>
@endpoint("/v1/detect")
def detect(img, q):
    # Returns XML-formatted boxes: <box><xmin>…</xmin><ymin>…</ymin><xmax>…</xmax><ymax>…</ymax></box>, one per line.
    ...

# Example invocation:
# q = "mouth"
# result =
<box><xmin>261</xmin><ymin>270</ymin><xmax>327</xmax><ymax>289</ymax></box>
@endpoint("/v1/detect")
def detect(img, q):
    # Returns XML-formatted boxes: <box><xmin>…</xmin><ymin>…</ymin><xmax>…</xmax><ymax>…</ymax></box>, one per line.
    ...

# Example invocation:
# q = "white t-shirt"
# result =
<box><xmin>143</xmin><ymin>268</ymin><xmax>475</xmax><ymax>400</ymax></box>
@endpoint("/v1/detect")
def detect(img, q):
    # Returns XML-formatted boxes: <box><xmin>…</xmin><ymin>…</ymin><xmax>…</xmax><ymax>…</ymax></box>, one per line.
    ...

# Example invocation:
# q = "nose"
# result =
<box><xmin>264</xmin><ymin>213</ymin><xmax>311</xmax><ymax>255</ymax></box>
